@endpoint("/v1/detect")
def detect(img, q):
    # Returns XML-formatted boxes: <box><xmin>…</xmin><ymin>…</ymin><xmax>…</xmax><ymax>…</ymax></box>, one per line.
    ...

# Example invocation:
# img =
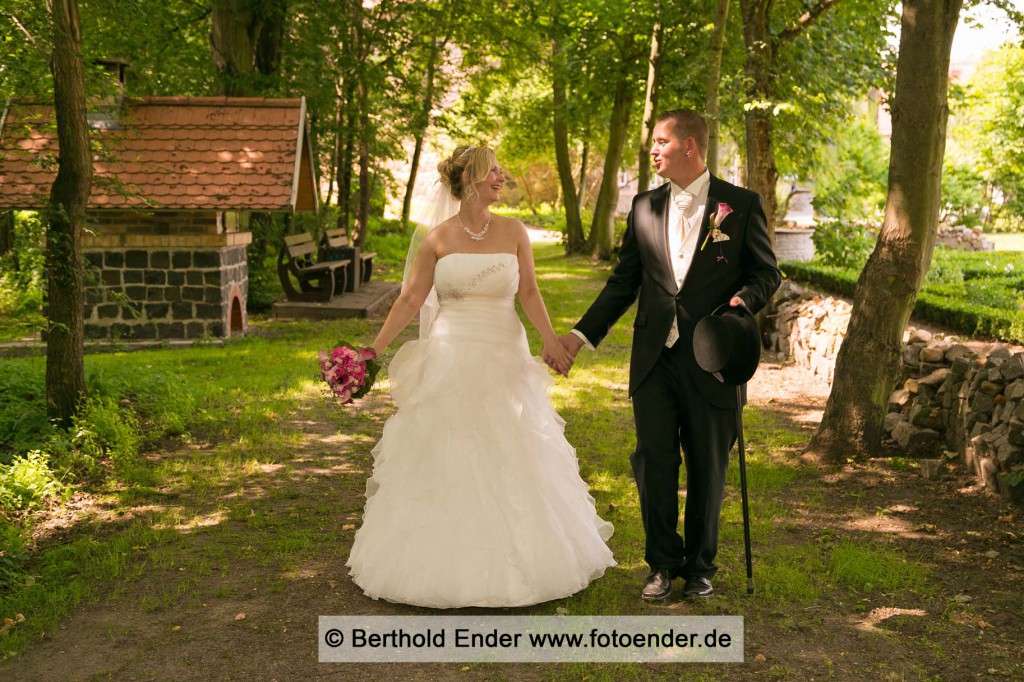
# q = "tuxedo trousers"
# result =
<box><xmin>630</xmin><ymin>341</ymin><xmax>737</xmax><ymax>580</ymax></box>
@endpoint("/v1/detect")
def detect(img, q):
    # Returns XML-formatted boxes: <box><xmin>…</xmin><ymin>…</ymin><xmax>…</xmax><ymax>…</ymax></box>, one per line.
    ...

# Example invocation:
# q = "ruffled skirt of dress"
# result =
<box><xmin>346</xmin><ymin>300</ymin><xmax>615</xmax><ymax>608</ymax></box>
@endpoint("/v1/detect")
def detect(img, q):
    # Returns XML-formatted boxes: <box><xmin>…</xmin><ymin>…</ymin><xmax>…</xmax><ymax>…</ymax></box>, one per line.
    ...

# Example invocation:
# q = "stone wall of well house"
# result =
<box><xmin>81</xmin><ymin>210</ymin><xmax>249</xmax><ymax>340</ymax></box>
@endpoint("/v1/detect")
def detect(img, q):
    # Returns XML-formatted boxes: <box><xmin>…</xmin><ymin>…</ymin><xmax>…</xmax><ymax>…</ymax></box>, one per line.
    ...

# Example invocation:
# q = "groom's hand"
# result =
<box><xmin>729</xmin><ymin>296</ymin><xmax>747</xmax><ymax>308</ymax></box>
<box><xmin>559</xmin><ymin>334</ymin><xmax>584</xmax><ymax>361</ymax></box>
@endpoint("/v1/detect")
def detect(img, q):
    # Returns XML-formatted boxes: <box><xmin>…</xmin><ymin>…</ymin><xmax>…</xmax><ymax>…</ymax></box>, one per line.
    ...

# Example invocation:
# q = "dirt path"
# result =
<box><xmin>3</xmin><ymin>360</ymin><xmax>1023</xmax><ymax>681</ymax></box>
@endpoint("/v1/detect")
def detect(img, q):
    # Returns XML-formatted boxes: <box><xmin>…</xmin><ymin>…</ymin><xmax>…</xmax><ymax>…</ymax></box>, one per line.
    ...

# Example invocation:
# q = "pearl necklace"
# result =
<box><xmin>458</xmin><ymin>212</ymin><xmax>490</xmax><ymax>241</ymax></box>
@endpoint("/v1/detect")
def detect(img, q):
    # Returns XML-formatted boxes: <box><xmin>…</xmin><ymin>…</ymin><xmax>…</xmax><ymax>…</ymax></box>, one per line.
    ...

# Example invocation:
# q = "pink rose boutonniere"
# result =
<box><xmin>701</xmin><ymin>202</ymin><xmax>734</xmax><ymax>251</ymax></box>
<box><xmin>317</xmin><ymin>341</ymin><xmax>381</xmax><ymax>405</ymax></box>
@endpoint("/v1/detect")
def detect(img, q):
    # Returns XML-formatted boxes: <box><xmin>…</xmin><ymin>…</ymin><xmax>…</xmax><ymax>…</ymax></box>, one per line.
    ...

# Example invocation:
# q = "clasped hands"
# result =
<box><xmin>542</xmin><ymin>333</ymin><xmax>584</xmax><ymax>377</ymax></box>
<box><xmin>543</xmin><ymin>298</ymin><xmax>746</xmax><ymax>377</ymax></box>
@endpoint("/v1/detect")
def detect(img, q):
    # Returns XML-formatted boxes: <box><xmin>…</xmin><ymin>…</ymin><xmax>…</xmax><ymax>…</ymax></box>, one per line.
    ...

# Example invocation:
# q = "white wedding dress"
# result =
<box><xmin>346</xmin><ymin>252</ymin><xmax>615</xmax><ymax>608</ymax></box>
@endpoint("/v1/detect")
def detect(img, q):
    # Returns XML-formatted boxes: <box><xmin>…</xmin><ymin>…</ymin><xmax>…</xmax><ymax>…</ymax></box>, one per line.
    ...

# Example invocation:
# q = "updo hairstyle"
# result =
<box><xmin>437</xmin><ymin>145</ymin><xmax>497</xmax><ymax>201</ymax></box>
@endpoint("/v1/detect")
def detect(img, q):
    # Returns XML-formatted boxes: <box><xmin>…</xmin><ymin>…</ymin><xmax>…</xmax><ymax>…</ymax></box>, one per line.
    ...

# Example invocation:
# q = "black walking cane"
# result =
<box><xmin>735</xmin><ymin>385</ymin><xmax>754</xmax><ymax>595</ymax></box>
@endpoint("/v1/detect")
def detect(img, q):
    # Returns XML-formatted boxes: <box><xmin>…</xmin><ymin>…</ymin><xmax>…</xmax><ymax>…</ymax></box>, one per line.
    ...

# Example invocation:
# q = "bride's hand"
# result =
<box><xmin>542</xmin><ymin>339</ymin><xmax>573</xmax><ymax>377</ymax></box>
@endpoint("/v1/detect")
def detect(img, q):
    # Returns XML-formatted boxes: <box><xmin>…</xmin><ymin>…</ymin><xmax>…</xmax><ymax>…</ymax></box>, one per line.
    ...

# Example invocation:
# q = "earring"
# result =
<box><xmin>686</xmin><ymin>151</ymin><xmax>691</xmax><ymax>158</ymax></box>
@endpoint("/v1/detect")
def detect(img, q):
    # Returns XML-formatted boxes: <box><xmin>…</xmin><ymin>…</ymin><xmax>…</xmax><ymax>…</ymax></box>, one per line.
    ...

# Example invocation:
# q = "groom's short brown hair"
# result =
<box><xmin>657</xmin><ymin>109</ymin><xmax>709</xmax><ymax>159</ymax></box>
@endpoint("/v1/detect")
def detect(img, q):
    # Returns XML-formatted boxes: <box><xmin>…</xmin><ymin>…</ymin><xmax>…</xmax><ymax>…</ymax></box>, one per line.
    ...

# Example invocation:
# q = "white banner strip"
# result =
<box><xmin>319</xmin><ymin>615</ymin><xmax>743</xmax><ymax>663</ymax></box>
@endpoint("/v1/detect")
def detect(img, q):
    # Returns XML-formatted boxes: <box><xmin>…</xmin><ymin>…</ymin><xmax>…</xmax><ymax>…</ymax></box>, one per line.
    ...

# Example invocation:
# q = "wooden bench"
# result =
<box><xmin>319</xmin><ymin>227</ymin><xmax>377</xmax><ymax>292</ymax></box>
<box><xmin>277</xmin><ymin>232</ymin><xmax>351</xmax><ymax>302</ymax></box>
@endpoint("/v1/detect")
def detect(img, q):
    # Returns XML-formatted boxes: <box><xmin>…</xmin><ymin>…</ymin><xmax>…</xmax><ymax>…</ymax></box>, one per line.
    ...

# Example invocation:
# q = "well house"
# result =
<box><xmin>0</xmin><ymin>93</ymin><xmax>317</xmax><ymax>340</ymax></box>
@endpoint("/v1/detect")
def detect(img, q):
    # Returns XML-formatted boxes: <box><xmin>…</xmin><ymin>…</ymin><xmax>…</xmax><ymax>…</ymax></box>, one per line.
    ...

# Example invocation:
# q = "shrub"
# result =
<box><xmin>810</xmin><ymin>220</ymin><xmax>878</xmax><ymax>269</ymax></box>
<box><xmin>0</xmin><ymin>521</ymin><xmax>27</xmax><ymax>591</ymax></box>
<box><xmin>0</xmin><ymin>360</ymin><xmax>187</xmax><ymax>484</ymax></box>
<box><xmin>0</xmin><ymin>450</ymin><xmax>67</xmax><ymax>511</ymax></box>
<box><xmin>940</xmin><ymin>162</ymin><xmax>987</xmax><ymax>227</ymax></box>
<box><xmin>76</xmin><ymin>396</ymin><xmax>141</xmax><ymax>477</ymax></box>
<box><xmin>0</xmin><ymin>364</ymin><xmax>53</xmax><ymax>465</ymax></box>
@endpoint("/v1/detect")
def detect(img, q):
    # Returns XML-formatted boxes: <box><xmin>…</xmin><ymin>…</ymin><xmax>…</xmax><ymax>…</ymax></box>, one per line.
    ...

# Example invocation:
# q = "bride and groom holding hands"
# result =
<box><xmin>345</xmin><ymin>108</ymin><xmax>781</xmax><ymax>608</ymax></box>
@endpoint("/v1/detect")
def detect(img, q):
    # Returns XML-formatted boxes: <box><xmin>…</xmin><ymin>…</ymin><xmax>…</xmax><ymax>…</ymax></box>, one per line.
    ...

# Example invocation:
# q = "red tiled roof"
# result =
<box><xmin>0</xmin><ymin>97</ymin><xmax>317</xmax><ymax>211</ymax></box>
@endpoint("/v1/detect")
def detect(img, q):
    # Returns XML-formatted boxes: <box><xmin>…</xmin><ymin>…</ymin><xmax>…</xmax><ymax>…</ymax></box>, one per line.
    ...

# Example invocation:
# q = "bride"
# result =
<box><xmin>345</xmin><ymin>145</ymin><xmax>615</xmax><ymax>608</ymax></box>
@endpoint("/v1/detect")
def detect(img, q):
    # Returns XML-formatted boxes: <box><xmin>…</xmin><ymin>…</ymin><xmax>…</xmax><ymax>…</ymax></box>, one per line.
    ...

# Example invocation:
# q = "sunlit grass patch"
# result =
<box><xmin>829</xmin><ymin>541</ymin><xmax>933</xmax><ymax>596</ymax></box>
<box><xmin>754</xmin><ymin>541</ymin><xmax>827</xmax><ymax>605</ymax></box>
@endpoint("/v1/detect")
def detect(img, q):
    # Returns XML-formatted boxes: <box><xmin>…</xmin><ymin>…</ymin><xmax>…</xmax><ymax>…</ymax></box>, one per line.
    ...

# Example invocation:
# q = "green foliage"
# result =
<box><xmin>0</xmin><ymin>363</ymin><xmax>53</xmax><ymax>465</ymax></box>
<box><xmin>770</xmin><ymin>1</ymin><xmax>895</xmax><ymax>183</ymax></box>
<box><xmin>940</xmin><ymin>161</ymin><xmax>988</xmax><ymax>227</ymax></box>
<box><xmin>808</xmin><ymin>119</ymin><xmax>889</xmax><ymax>220</ymax></box>
<box><xmin>810</xmin><ymin>220</ymin><xmax>878</xmax><ymax>269</ymax></box>
<box><xmin>0</xmin><ymin>451</ymin><xmax>68</xmax><ymax>511</ymax></box>
<box><xmin>0</xmin><ymin>2</ymin><xmax>51</xmax><ymax>102</ymax></box>
<box><xmin>0</xmin><ymin>520</ymin><xmax>27</xmax><ymax>591</ymax></box>
<box><xmin>363</xmin><ymin>215</ymin><xmax>410</xmax><ymax>269</ymax></box>
<box><xmin>0</xmin><ymin>355</ymin><xmax>201</xmax><ymax>497</ymax></box>
<box><xmin>0</xmin><ymin>212</ymin><xmax>47</xmax><ymax>343</ymax></box>
<box><xmin>74</xmin><ymin>396</ymin><xmax>142</xmax><ymax>477</ymax></box>
<box><xmin>948</xmin><ymin>45</ymin><xmax>1024</xmax><ymax>232</ymax></box>
<box><xmin>783</xmin><ymin>248</ymin><xmax>1024</xmax><ymax>343</ymax></box>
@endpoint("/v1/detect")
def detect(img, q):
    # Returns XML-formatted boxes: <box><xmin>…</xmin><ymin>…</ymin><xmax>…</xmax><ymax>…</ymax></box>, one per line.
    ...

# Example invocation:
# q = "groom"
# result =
<box><xmin>558</xmin><ymin>109</ymin><xmax>780</xmax><ymax>601</ymax></box>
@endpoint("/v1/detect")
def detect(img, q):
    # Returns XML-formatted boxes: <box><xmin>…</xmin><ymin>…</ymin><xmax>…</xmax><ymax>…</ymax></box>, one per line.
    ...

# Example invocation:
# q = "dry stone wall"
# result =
<box><xmin>764</xmin><ymin>280</ymin><xmax>1024</xmax><ymax>502</ymax></box>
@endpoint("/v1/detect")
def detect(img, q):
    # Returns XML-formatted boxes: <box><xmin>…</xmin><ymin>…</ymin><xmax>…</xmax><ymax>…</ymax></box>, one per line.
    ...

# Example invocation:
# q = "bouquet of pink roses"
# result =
<box><xmin>318</xmin><ymin>341</ymin><xmax>381</xmax><ymax>404</ymax></box>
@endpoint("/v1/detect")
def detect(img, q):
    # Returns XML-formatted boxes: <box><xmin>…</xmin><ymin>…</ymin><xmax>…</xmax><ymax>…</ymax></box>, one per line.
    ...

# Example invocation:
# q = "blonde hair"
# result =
<box><xmin>437</xmin><ymin>145</ymin><xmax>498</xmax><ymax>201</ymax></box>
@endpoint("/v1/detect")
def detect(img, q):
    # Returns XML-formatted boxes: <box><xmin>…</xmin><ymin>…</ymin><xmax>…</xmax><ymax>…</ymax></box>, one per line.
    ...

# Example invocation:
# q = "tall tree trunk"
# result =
<box><xmin>210</xmin><ymin>0</ymin><xmax>255</xmax><ymax>96</ymax></box>
<box><xmin>577</xmin><ymin>138</ymin><xmax>589</xmax><ymax>211</ymax></box>
<box><xmin>0</xmin><ymin>210</ymin><xmax>14</xmax><ymax>260</ymax></box>
<box><xmin>402</xmin><ymin>36</ymin><xmax>444</xmax><ymax>228</ymax></box>
<box><xmin>552</xmin><ymin>39</ymin><xmax>585</xmax><ymax>254</ymax></box>
<box><xmin>806</xmin><ymin>0</ymin><xmax>962</xmax><ymax>464</ymax></box>
<box><xmin>588</xmin><ymin>75</ymin><xmax>633</xmax><ymax>260</ymax></box>
<box><xmin>45</xmin><ymin>0</ymin><xmax>92</xmax><ymax>426</ymax></box>
<box><xmin>253</xmin><ymin>0</ymin><xmax>286</xmax><ymax>82</ymax></box>
<box><xmin>705</xmin><ymin>0</ymin><xmax>730</xmax><ymax>175</ymax></box>
<box><xmin>355</xmin><ymin>73</ymin><xmax>370</xmax><ymax>248</ymax></box>
<box><xmin>338</xmin><ymin>99</ymin><xmax>356</xmax><ymax>233</ymax></box>
<box><xmin>740</xmin><ymin>0</ymin><xmax>843</xmax><ymax>235</ymax></box>
<box><xmin>211</xmin><ymin>0</ymin><xmax>286</xmax><ymax>95</ymax></box>
<box><xmin>352</xmin><ymin>0</ymin><xmax>370</xmax><ymax>248</ymax></box>
<box><xmin>324</xmin><ymin>94</ymin><xmax>341</xmax><ymax>208</ymax></box>
<box><xmin>308</xmin><ymin>112</ymin><xmax>325</xmax><ymax>213</ymax></box>
<box><xmin>740</xmin><ymin>0</ymin><xmax>779</xmax><ymax>237</ymax></box>
<box><xmin>638</xmin><ymin>21</ymin><xmax>663</xmax><ymax>194</ymax></box>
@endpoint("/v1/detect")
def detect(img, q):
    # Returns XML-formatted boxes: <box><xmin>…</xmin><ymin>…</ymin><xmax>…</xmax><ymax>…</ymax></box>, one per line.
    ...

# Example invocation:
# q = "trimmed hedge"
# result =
<box><xmin>782</xmin><ymin>249</ymin><xmax>1024</xmax><ymax>344</ymax></box>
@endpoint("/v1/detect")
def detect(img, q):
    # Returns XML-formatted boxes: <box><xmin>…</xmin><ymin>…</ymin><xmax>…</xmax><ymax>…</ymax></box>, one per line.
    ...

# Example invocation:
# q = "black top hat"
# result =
<box><xmin>693</xmin><ymin>303</ymin><xmax>762</xmax><ymax>386</ymax></box>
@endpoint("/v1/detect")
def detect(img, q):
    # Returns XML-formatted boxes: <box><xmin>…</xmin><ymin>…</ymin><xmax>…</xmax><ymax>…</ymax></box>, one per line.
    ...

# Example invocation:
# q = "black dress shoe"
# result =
<box><xmin>683</xmin><ymin>576</ymin><xmax>714</xmax><ymax>599</ymax></box>
<box><xmin>641</xmin><ymin>570</ymin><xmax>672</xmax><ymax>601</ymax></box>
